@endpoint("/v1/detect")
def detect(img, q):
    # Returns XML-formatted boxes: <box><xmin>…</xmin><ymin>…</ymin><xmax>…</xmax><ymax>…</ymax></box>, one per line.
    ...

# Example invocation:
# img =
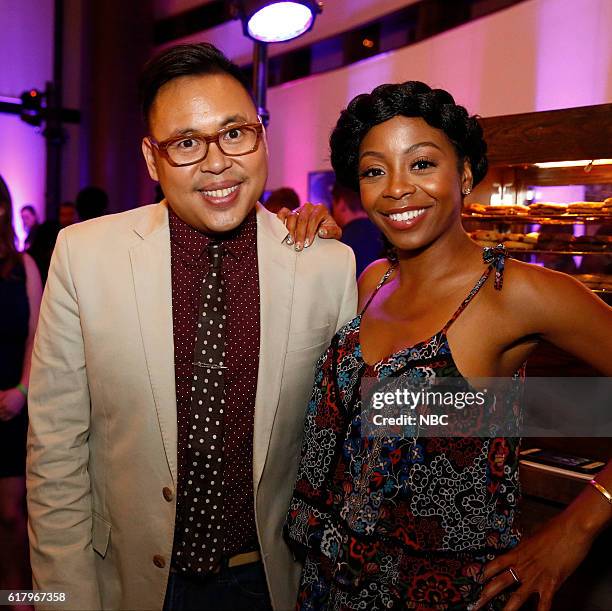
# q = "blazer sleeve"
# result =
<box><xmin>26</xmin><ymin>229</ymin><xmax>101</xmax><ymax>610</ymax></box>
<box><xmin>335</xmin><ymin>246</ymin><xmax>357</xmax><ymax>333</ymax></box>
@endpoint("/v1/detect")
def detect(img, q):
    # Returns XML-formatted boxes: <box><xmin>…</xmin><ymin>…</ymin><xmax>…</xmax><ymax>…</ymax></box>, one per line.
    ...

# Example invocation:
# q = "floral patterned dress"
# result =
<box><xmin>285</xmin><ymin>246</ymin><xmax>522</xmax><ymax>610</ymax></box>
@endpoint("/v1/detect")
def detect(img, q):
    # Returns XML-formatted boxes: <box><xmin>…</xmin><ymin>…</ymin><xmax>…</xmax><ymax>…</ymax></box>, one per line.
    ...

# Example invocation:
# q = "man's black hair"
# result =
<box><xmin>139</xmin><ymin>43</ymin><xmax>253</xmax><ymax>127</ymax></box>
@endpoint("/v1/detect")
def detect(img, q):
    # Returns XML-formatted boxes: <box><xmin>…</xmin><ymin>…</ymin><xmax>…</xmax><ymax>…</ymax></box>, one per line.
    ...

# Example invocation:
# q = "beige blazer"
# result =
<box><xmin>27</xmin><ymin>202</ymin><xmax>357</xmax><ymax>611</ymax></box>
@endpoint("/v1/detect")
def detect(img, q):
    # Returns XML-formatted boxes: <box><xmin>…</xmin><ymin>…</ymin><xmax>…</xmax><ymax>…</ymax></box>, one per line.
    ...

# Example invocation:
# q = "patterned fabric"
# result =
<box><xmin>482</xmin><ymin>245</ymin><xmax>508</xmax><ymax>291</ymax></box>
<box><xmin>170</xmin><ymin>208</ymin><xmax>260</xmax><ymax>570</ymax></box>
<box><xmin>175</xmin><ymin>242</ymin><xmax>227</xmax><ymax>574</ymax></box>
<box><xmin>285</xmin><ymin>247</ymin><xmax>522</xmax><ymax>610</ymax></box>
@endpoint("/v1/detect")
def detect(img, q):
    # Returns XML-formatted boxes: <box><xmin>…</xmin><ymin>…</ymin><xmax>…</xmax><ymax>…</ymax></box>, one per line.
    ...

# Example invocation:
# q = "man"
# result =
<box><xmin>331</xmin><ymin>181</ymin><xmax>382</xmax><ymax>277</ymax></box>
<box><xmin>58</xmin><ymin>201</ymin><xmax>77</xmax><ymax>227</ymax></box>
<box><xmin>264</xmin><ymin>187</ymin><xmax>300</xmax><ymax>214</ymax></box>
<box><xmin>27</xmin><ymin>43</ymin><xmax>356</xmax><ymax>611</ymax></box>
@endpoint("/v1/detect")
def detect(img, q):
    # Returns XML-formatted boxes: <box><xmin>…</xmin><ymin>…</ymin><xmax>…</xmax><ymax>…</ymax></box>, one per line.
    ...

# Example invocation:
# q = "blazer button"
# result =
<box><xmin>153</xmin><ymin>555</ymin><xmax>166</xmax><ymax>568</ymax></box>
<box><xmin>162</xmin><ymin>487</ymin><xmax>174</xmax><ymax>502</ymax></box>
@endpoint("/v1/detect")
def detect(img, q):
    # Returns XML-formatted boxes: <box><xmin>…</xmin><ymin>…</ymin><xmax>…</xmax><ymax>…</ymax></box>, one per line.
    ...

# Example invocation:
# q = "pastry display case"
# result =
<box><xmin>463</xmin><ymin>103</ymin><xmax>612</xmax><ymax>303</ymax></box>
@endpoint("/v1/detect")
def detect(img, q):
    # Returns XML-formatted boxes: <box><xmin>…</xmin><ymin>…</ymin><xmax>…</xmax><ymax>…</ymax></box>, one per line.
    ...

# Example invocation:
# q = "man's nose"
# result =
<box><xmin>199</xmin><ymin>142</ymin><xmax>231</xmax><ymax>174</ymax></box>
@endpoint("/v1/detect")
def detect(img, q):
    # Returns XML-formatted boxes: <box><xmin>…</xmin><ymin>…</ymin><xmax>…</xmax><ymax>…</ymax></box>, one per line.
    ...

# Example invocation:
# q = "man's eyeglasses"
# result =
<box><xmin>148</xmin><ymin>122</ymin><xmax>264</xmax><ymax>167</ymax></box>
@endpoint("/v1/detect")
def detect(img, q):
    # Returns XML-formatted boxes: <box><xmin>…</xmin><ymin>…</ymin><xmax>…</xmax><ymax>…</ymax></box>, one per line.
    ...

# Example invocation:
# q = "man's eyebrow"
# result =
<box><xmin>220</xmin><ymin>114</ymin><xmax>250</xmax><ymax>126</ymax></box>
<box><xmin>165</xmin><ymin>128</ymin><xmax>199</xmax><ymax>138</ymax></box>
<box><xmin>359</xmin><ymin>141</ymin><xmax>443</xmax><ymax>161</ymax></box>
<box><xmin>163</xmin><ymin>115</ymin><xmax>252</xmax><ymax>139</ymax></box>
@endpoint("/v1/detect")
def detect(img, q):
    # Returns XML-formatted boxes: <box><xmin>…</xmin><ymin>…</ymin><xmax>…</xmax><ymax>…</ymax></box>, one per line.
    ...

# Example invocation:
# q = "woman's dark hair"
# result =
<box><xmin>0</xmin><ymin>175</ymin><xmax>21</xmax><ymax>279</ymax></box>
<box><xmin>139</xmin><ymin>43</ymin><xmax>253</xmax><ymax>128</ymax></box>
<box><xmin>330</xmin><ymin>81</ymin><xmax>488</xmax><ymax>192</ymax></box>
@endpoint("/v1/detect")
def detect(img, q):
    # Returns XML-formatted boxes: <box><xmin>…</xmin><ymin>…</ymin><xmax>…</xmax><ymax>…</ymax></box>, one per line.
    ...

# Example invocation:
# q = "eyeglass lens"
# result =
<box><xmin>166</xmin><ymin>125</ymin><xmax>259</xmax><ymax>164</ymax></box>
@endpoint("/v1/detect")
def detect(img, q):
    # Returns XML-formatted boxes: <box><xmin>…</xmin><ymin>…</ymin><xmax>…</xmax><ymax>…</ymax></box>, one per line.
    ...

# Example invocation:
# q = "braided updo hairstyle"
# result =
<box><xmin>330</xmin><ymin>81</ymin><xmax>488</xmax><ymax>193</ymax></box>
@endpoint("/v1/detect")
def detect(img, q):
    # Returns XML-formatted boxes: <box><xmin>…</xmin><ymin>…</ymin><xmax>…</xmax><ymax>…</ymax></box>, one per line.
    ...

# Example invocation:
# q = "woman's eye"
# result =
<box><xmin>360</xmin><ymin>167</ymin><xmax>384</xmax><ymax>178</ymax></box>
<box><xmin>412</xmin><ymin>158</ymin><xmax>434</xmax><ymax>170</ymax></box>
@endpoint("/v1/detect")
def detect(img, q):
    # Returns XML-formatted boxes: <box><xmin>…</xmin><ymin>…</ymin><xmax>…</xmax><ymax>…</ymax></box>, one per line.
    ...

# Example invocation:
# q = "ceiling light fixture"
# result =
<box><xmin>234</xmin><ymin>0</ymin><xmax>323</xmax><ymax>43</ymax></box>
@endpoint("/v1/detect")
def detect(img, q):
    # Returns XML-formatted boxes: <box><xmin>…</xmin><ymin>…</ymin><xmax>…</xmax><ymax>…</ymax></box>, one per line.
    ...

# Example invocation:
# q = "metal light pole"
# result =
<box><xmin>253</xmin><ymin>41</ymin><xmax>269</xmax><ymax>127</ymax></box>
<box><xmin>45</xmin><ymin>0</ymin><xmax>67</xmax><ymax>219</ymax></box>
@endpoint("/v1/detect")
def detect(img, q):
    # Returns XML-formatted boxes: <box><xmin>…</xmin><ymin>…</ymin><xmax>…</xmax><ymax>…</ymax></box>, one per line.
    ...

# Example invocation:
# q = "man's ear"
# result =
<box><xmin>142</xmin><ymin>137</ymin><xmax>160</xmax><ymax>182</ymax></box>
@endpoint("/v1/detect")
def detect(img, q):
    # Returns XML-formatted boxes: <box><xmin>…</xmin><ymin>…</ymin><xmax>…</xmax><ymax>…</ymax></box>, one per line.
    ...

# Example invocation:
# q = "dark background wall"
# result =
<box><xmin>79</xmin><ymin>0</ymin><xmax>155</xmax><ymax>213</ymax></box>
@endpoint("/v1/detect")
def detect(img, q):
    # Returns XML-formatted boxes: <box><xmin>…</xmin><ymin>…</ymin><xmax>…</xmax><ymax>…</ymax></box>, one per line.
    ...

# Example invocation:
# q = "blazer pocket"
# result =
<box><xmin>92</xmin><ymin>512</ymin><xmax>111</xmax><ymax>558</ymax></box>
<box><xmin>286</xmin><ymin>324</ymin><xmax>331</xmax><ymax>353</ymax></box>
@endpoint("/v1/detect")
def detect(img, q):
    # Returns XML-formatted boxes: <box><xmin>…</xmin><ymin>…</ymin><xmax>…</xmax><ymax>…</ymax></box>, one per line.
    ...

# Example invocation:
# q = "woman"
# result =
<box><xmin>284</xmin><ymin>82</ymin><xmax>612</xmax><ymax>610</ymax></box>
<box><xmin>0</xmin><ymin>178</ymin><xmax>42</xmax><ymax>600</ymax></box>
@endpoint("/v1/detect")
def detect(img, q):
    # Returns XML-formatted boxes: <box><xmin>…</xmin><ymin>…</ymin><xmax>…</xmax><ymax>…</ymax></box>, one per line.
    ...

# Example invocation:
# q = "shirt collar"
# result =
<box><xmin>168</xmin><ymin>205</ymin><xmax>257</xmax><ymax>262</ymax></box>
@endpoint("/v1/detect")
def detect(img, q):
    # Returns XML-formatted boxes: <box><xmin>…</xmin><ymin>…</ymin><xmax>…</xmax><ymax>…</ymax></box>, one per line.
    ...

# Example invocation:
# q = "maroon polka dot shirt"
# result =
<box><xmin>169</xmin><ymin>206</ymin><xmax>260</xmax><ymax>568</ymax></box>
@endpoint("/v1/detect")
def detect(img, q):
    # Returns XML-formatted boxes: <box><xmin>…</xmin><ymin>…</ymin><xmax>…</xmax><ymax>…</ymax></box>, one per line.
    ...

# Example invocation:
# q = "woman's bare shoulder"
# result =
<box><xmin>357</xmin><ymin>258</ymin><xmax>394</xmax><ymax>310</ymax></box>
<box><xmin>503</xmin><ymin>258</ymin><xmax>590</xmax><ymax>299</ymax></box>
<box><xmin>498</xmin><ymin>257</ymin><xmax>607</xmax><ymax>325</ymax></box>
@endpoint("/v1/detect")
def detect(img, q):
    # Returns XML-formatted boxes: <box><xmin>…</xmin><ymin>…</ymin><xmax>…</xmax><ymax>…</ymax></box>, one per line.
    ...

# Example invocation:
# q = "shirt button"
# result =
<box><xmin>153</xmin><ymin>555</ymin><xmax>166</xmax><ymax>568</ymax></box>
<box><xmin>162</xmin><ymin>487</ymin><xmax>174</xmax><ymax>502</ymax></box>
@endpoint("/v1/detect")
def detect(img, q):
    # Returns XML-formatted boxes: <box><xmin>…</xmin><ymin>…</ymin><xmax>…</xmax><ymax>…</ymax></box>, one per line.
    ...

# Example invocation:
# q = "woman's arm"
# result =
<box><xmin>474</xmin><ymin>462</ymin><xmax>612</xmax><ymax>611</ymax></box>
<box><xmin>20</xmin><ymin>253</ymin><xmax>43</xmax><ymax>387</ymax></box>
<box><xmin>0</xmin><ymin>253</ymin><xmax>42</xmax><ymax>421</ymax></box>
<box><xmin>504</xmin><ymin>264</ymin><xmax>612</xmax><ymax>374</ymax></box>
<box><xmin>475</xmin><ymin>266</ymin><xmax>612</xmax><ymax>611</ymax></box>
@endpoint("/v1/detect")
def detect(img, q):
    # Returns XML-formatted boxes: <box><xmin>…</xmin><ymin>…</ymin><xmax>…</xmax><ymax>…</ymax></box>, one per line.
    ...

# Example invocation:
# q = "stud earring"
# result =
<box><xmin>463</xmin><ymin>187</ymin><xmax>472</xmax><ymax>196</ymax></box>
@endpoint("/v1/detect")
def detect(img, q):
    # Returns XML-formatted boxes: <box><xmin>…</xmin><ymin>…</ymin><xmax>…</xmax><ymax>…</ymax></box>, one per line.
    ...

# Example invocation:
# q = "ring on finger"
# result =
<box><xmin>508</xmin><ymin>566</ymin><xmax>521</xmax><ymax>584</ymax></box>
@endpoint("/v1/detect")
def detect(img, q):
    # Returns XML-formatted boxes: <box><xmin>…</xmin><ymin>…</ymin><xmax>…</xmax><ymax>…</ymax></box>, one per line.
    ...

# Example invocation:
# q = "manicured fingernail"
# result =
<box><xmin>304</xmin><ymin>238</ymin><xmax>310</xmax><ymax>248</ymax></box>
<box><xmin>295</xmin><ymin>242</ymin><xmax>303</xmax><ymax>252</ymax></box>
<box><xmin>318</xmin><ymin>228</ymin><xmax>327</xmax><ymax>237</ymax></box>
<box><xmin>286</xmin><ymin>236</ymin><xmax>294</xmax><ymax>245</ymax></box>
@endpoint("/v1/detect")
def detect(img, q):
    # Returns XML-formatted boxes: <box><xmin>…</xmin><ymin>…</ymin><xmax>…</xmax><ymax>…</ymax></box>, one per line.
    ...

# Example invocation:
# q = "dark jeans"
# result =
<box><xmin>163</xmin><ymin>562</ymin><xmax>273</xmax><ymax>611</ymax></box>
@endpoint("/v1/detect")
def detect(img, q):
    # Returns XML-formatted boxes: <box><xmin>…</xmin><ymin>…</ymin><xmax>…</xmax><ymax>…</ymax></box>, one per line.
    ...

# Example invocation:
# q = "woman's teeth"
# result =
<box><xmin>202</xmin><ymin>185</ymin><xmax>239</xmax><ymax>198</ymax></box>
<box><xmin>388</xmin><ymin>208</ymin><xmax>426</xmax><ymax>222</ymax></box>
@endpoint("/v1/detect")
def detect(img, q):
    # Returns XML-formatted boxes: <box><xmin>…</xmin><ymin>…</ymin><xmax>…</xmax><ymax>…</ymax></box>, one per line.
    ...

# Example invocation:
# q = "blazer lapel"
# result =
<box><xmin>129</xmin><ymin>202</ymin><xmax>178</xmax><ymax>484</ymax></box>
<box><xmin>253</xmin><ymin>204</ymin><xmax>295</xmax><ymax>490</ymax></box>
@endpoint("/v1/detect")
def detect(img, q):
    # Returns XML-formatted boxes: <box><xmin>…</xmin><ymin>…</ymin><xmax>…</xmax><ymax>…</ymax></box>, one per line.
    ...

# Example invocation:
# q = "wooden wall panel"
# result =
<box><xmin>480</xmin><ymin>104</ymin><xmax>612</xmax><ymax>166</ymax></box>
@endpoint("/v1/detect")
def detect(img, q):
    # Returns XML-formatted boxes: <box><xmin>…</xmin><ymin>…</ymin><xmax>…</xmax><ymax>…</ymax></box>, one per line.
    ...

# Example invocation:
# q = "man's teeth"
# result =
<box><xmin>388</xmin><ymin>208</ymin><xmax>426</xmax><ymax>222</ymax></box>
<box><xmin>202</xmin><ymin>185</ymin><xmax>239</xmax><ymax>198</ymax></box>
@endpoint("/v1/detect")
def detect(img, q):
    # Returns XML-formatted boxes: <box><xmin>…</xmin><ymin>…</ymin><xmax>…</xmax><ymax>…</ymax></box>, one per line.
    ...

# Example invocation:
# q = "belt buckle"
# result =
<box><xmin>227</xmin><ymin>550</ymin><xmax>261</xmax><ymax>569</ymax></box>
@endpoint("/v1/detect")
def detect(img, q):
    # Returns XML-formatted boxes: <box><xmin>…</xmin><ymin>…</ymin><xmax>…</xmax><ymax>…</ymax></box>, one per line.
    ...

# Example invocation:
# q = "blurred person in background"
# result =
<box><xmin>332</xmin><ymin>181</ymin><xmax>382</xmax><ymax>276</ymax></box>
<box><xmin>20</xmin><ymin>205</ymin><xmax>39</xmax><ymax>250</ymax></box>
<box><xmin>75</xmin><ymin>185</ymin><xmax>109</xmax><ymax>221</ymax></box>
<box><xmin>58</xmin><ymin>201</ymin><xmax>77</xmax><ymax>227</ymax></box>
<box><xmin>26</xmin><ymin>220</ymin><xmax>61</xmax><ymax>286</ymax></box>
<box><xmin>264</xmin><ymin>187</ymin><xmax>300</xmax><ymax>214</ymax></box>
<box><xmin>0</xmin><ymin>177</ymin><xmax>42</xmax><ymax>601</ymax></box>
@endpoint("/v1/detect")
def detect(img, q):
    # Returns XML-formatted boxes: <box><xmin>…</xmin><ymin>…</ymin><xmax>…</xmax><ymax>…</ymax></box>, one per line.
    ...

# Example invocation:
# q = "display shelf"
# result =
<box><xmin>462</xmin><ymin>213</ymin><xmax>612</xmax><ymax>224</ymax></box>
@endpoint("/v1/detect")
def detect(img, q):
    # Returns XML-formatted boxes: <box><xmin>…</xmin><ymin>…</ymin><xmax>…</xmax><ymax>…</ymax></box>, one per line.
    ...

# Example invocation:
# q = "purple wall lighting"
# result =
<box><xmin>0</xmin><ymin>0</ymin><xmax>54</xmax><ymax>247</ymax></box>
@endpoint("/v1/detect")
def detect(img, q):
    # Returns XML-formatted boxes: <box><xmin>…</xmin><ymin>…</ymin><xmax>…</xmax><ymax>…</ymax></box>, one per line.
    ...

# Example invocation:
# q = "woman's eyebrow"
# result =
<box><xmin>359</xmin><ymin>141</ymin><xmax>443</xmax><ymax>161</ymax></box>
